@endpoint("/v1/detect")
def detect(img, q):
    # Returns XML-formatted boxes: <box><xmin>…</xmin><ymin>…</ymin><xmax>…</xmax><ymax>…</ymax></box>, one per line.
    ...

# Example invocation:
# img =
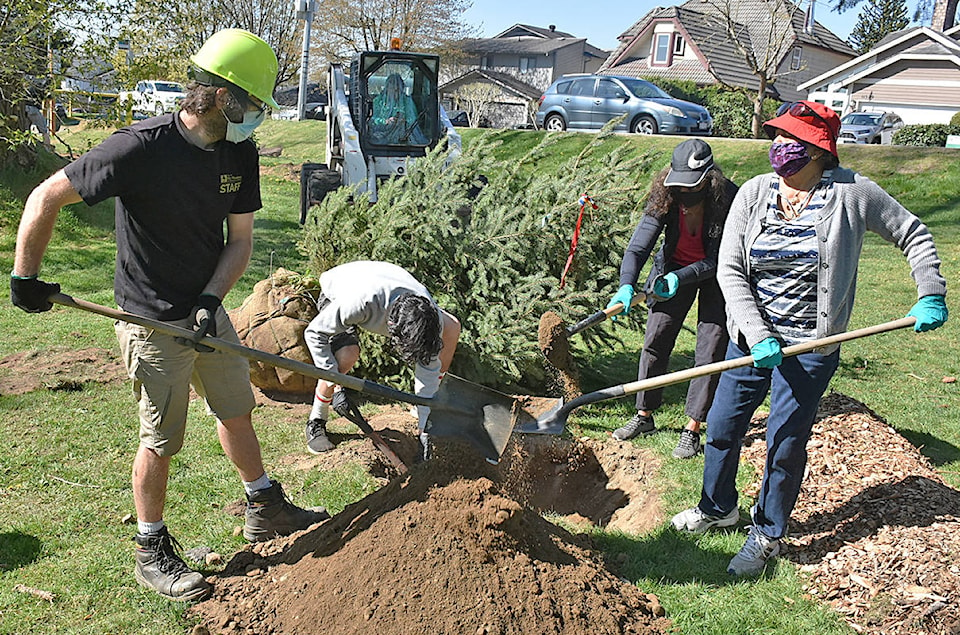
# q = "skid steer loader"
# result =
<box><xmin>299</xmin><ymin>49</ymin><xmax>462</xmax><ymax>223</ymax></box>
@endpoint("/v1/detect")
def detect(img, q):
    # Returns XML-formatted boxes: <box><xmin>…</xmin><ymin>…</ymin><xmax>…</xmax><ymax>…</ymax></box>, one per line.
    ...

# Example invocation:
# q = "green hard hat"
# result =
<box><xmin>190</xmin><ymin>29</ymin><xmax>280</xmax><ymax>109</ymax></box>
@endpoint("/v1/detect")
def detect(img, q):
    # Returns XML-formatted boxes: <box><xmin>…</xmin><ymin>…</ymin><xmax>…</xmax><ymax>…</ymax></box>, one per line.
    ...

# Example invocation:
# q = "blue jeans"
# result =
<box><xmin>698</xmin><ymin>339</ymin><xmax>840</xmax><ymax>539</ymax></box>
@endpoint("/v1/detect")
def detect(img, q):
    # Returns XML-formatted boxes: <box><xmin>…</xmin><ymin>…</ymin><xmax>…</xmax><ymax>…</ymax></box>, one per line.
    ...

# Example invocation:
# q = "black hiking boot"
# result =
<box><xmin>134</xmin><ymin>527</ymin><xmax>212</xmax><ymax>602</ymax></box>
<box><xmin>243</xmin><ymin>480</ymin><xmax>330</xmax><ymax>542</ymax></box>
<box><xmin>305</xmin><ymin>417</ymin><xmax>334</xmax><ymax>454</ymax></box>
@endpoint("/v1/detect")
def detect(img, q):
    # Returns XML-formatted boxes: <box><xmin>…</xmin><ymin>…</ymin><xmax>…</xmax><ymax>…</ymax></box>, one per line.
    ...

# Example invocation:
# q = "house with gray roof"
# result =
<box><xmin>798</xmin><ymin>24</ymin><xmax>960</xmax><ymax>123</ymax></box>
<box><xmin>442</xmin><ymin>23</ymin><xmax>608</xmax><ymax>128</ymax></box>
<box><xmin>600</xmin><ymin>0</ymin><xmax>855</xmax><ymax>102</ymax></box>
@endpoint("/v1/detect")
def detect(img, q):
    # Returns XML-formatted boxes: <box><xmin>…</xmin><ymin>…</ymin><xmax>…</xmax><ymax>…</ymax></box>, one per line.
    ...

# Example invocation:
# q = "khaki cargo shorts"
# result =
<box><xmin>115</xmin><ymin>309</ymin><xmax>255</xmax><ymax>457</ymax></box>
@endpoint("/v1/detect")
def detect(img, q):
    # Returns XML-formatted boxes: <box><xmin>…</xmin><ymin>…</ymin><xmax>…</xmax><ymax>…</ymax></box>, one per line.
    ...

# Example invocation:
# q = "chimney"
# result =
<box><xmin>931</xmin><ymin>0</ymin><xmax>953</xmax><ymax>31</ymax></box>
<box><xmin>549</xmin><ymin>25</ymin><xmax>556</xmax><ymax>32</ymax></box>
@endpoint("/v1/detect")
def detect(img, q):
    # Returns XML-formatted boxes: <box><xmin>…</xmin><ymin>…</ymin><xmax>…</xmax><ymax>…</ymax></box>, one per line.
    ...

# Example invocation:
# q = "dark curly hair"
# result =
<box><xmin>644</xmin><ymin>165</ymin><xmax>733</xmax><ymax>220</ymax></box>
<box><xmin>387</xmin><ymin>294</ymin><xmax>443</xmax><ymax>366</ymax></box>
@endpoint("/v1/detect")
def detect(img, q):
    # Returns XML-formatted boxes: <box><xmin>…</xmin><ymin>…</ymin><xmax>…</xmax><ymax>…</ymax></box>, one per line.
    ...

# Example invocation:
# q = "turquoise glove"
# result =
<box><xmin>751</xmin><ymin>337</ymin><xmax>783</xmax><ymax>369</ymax></box>
<box><xmin>652</xmin><ymin>272</ymin><xmax>679</xmax><ymax>301</ymax></box>
<box><xmin>607</xmin><ymin>284</ymin><xmax>634</xmax><ymax>321</ymax></box>
<box><xmin>907</xmin><ymin>294</ymin><xmax>948</xmax><ymax>332</ymax></box>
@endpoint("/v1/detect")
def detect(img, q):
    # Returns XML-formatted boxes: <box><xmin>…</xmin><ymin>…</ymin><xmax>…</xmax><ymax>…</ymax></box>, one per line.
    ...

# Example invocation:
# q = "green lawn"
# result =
<box><xmin>0</xmin><ymin>121</ymin><xmax>957</xmax><ymax>634</ymax></box>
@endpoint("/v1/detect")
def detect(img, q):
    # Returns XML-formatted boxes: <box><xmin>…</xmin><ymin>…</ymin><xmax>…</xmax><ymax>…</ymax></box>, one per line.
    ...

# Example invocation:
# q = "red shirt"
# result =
<box><xmin>673</xmin><ymin>209</ymin><xmax>706</xmax><ymax>266</ymax></box>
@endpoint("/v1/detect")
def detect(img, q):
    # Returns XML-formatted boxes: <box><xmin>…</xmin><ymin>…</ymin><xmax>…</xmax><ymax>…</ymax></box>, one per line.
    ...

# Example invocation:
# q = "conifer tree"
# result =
<box><xmin>300</xmin><ymin>127</ymin><xmax>657</xmax><ymax>393</ymax></box>
<box><xmin>849</xmin><ymin>0</ymin><xmax>910</xmax><ymax>53</ymax></box>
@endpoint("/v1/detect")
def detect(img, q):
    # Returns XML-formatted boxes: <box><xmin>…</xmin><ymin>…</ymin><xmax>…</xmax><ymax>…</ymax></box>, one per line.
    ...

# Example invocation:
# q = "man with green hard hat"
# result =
<box><xmin>11</xmin><ymin>29</ymin><xmax>327</xmax><ymax>601</ymax></box>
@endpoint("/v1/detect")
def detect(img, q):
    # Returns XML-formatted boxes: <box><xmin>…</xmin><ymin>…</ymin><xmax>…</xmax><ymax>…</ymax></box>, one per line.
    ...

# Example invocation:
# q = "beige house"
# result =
<box><xmin>442</xmin><ymin>24</ymin><xmax>608</xmax><ymax>128</ymax></box>
<box><xmin>799</xmin><ymin>24</ymin><xmax>960</xmax><ymax>123</ymax></box>
<box><xmin>600</xmin><ymin>0</ymin><xmax>855</xmax><ymax>102</ymax></box>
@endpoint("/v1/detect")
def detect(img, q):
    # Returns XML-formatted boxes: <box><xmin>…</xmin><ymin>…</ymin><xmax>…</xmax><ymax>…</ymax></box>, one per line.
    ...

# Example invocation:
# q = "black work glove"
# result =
<box><xmin>177</xmin><ymin>294</ymin><xmax>221</xmax><ymax>352</ymax></box>
<box><xmin>10</xmin><ymin>275</ymin><xmax>60</xmax><ymax>313</ymax></box>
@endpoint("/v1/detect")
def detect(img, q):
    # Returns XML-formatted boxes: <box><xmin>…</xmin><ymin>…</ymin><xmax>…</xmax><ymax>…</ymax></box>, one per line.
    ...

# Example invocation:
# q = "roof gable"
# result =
<box><xmin>439</xmin><ymin>68</ymin><xmax>542</xmax><ymax>100</ymax></box>
<box><xmin>493</xmin><ymin>24</ymin><xmax>576</xmax><ymax>39</ymax></box>
<box><xmin>799</xmin><ymin>26</ymin><xmax>960</xmax><ymax>89</ymax></box>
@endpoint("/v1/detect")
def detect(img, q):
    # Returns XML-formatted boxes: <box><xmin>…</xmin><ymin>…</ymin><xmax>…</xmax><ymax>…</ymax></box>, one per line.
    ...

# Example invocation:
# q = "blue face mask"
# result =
<box><xmin>223</xmin><ymin>108</ymin><xmax>265</xmax><ymax>143</ymax></box>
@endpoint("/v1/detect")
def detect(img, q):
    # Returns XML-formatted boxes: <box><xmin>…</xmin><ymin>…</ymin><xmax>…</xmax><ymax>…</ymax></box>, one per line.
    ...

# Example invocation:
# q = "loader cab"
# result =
<box><xmin>350</xmin><ymin>52</ymin><xmax>442</xmax><ymax>156</ymax></box>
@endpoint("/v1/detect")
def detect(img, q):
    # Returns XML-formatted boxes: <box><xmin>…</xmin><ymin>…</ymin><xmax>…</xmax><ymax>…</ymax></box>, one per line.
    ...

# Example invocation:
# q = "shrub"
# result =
<box><xmin>300</xmin><ymin>128</ymin><xmax>656</xmax><ymax>393</ymax></box>
<box><xmin>951</xmin><ymin>111</ymin><xmax>960</xmax><ymax>127</ymax></box>
<box><xmin>892</xmin><ymin>123</ymin><xmax>960</xmax><ymax>147</ymax></box>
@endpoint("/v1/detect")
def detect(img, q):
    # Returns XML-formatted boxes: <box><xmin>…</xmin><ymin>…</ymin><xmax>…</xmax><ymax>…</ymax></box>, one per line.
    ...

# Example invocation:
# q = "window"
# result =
<box><xmin>790</xmin><ymin>47</ymin><xmax>803</xmax><ymax>71</ymax></box>
<box><xmin>674</xmin><ymin>35</ymin><xmax>685</xmax><ymax>56</ymax></box>
<box><xmin>653</xmin><ymin>33</ymin><xmax>671</xmax><ymax>65</ymax></box>
<box><xmin>569</xmin><ymin>78</ymin><xmax>596</xmax><ymax>97</ymax></box>
<box><xmin>519</xmin><ymin>57</ymin><xmax>536</xmax><ymax>72</ymax></box>
<box><xmin>597</xmin><ymin>79</ymin><xmax>626</xmax><ymax>99</ymax></box>
<box><xmin>554</xmin><ymin>80</ymin><xmax>573</xmax><ymax>95</ymax></box>
<box><xmin>480</xmin><ymin>56</ymin><xmax>490</xmax><ymax>69</ymax></box>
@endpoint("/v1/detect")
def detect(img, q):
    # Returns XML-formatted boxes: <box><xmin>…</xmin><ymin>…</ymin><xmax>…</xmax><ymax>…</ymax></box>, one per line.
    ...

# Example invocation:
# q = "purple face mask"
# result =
<box><xmin>769</xmin><ymin>141</ymin><xmax>811</xmax><ymax>177</ymax></box>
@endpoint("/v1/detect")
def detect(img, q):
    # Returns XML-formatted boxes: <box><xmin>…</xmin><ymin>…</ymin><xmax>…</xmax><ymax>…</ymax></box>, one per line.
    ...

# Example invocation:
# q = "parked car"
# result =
<box><xmin>535</xmin><ymin>74</ymin><xmax>712</xmax><ymax>135</ymax></box>
<box><xmin>837</xmin><ymin>111</ymin><xmax>904</xmax><ymax>144</ymax></box>
<box><xmin>118</xmin><ymin>80</ymin><xmax>185</xmax><ymax>117</ymax></box>
<box><xmin>446</xmin><ymin>109</ymin><xmax>470</xmax><ymax>127</ymax></box>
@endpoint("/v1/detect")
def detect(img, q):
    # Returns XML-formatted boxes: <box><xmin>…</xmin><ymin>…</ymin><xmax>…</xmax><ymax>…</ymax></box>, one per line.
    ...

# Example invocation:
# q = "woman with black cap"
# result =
<box><xmin>671</xmin><ymin>101</ymin><xmax>948</xmax><ymax>577</ymax></box>
<box><xmin>606</xmin><ymin>139</ymin><xmax>738</xmax><ymax>459</ymax></box>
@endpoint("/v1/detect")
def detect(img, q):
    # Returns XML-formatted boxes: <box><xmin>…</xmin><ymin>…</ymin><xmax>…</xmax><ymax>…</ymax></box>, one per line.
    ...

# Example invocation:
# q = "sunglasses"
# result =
<box><xmin>781</xmin><ymin>102</ymin><xmax>830</xmax><ymax>129</ymax></box>
<box><xmin>231</xmin><ymin>88</ymin><xmax>268</xmax><ymax>115</ymax></box>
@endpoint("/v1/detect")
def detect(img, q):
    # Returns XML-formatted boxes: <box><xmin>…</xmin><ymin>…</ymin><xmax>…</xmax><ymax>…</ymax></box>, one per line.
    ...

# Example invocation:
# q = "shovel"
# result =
<box><xmin>520</xmin><ymin>317</ymin><xmax>917</xmax><ymax>435</ymax></box>
<box><xmin>538</xmin><ymin>293</ymin><xmax>647</xmax><ymax>370</ymax></box>
<box><xmin>50</xmin><ymin>293</ymin><xmax>517</xmax><ymax>464</ymax></box>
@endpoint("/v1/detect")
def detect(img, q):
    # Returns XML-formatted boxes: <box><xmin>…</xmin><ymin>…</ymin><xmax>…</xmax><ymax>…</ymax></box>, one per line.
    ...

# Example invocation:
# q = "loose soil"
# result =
<box><xmin>0</xmin><ymin>346</ymin><xmax>126</xmax><ymax>396</ymax></box>
<box><xmin>192</xmin><ymin>407</ymin><xmax>669</xmax><ymax>635</ymax></box>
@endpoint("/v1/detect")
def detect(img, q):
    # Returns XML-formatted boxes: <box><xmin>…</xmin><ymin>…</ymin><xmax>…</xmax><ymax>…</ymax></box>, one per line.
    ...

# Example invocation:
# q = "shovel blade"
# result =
<box><xmin>425</xmin><ymin>375</ymin><xmax>516</xmax><ymax>463</ymax></box>
<box><xmin>513</xmin><ymin>396</ymin><xmax>566</xmax><ymax>435</ymax></box>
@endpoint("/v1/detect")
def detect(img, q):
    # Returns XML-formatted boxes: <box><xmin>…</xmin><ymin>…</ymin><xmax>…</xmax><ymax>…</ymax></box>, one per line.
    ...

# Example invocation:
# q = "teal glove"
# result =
<box><xmin>907</xmin><ymin>294</ymin><xmax>948</xmax><ymax>332</ymax></box>
<box><xmin>607</xmin><ymin>284</ymin><xmax>634</xmax><ymax>321</ymax></box>
<box><xmin>652</xmin><ymin>272</ymin><xmax>679</xmax><ymax>301</ymax></box>
<box><xmin>751</xmin><ymin>337</ymin><xmax>783</xmax><ymax>369</ymax></box>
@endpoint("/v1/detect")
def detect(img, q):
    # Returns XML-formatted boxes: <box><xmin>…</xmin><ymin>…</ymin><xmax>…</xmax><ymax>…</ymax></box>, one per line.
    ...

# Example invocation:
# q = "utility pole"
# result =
<box><xmin>295</xmin><ymin>0</ymin><xmax>317</xmax><ymax>120</ymax></box>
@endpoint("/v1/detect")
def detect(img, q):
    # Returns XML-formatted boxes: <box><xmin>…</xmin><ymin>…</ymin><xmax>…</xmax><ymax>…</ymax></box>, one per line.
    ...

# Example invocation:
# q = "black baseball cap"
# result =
<box><xmin>663</xmin><ymin>139</ymin><xmax>714</xmax><ymax>187</ymax></box>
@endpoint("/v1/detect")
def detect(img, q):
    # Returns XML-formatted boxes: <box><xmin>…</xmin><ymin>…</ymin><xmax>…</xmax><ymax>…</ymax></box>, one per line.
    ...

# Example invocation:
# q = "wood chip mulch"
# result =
<box><xmin>740</xmin><ymin>391</ymin><xmax>960</xmax><ymax>635</ymax></box>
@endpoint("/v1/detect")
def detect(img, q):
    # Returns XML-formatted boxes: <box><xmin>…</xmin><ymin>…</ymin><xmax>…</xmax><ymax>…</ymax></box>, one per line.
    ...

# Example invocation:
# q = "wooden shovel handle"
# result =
<box><xmin>616</xmin><ymin>317</ymin><xmax>917</xmax><ymax>397</ymax></box>
<box><xmin>566</xmin><ymin>292</ymin><xmax>647</xmax><ymax>336</ymax></box>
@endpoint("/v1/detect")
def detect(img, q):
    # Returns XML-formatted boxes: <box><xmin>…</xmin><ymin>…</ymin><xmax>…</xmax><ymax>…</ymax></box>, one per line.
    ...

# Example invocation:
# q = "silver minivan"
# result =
<box><xmin>536</xmin><ymin>74</ymin><xmax>712</xmax><ymax>135</ymax></box>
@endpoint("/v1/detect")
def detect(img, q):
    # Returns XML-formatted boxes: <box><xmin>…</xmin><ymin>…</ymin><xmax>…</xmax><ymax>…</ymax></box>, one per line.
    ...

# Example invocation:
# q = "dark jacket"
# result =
<box><xmin>619</xmin><ymin>177</ymin><xmax>738</xmax><ymax>304</ymax></box>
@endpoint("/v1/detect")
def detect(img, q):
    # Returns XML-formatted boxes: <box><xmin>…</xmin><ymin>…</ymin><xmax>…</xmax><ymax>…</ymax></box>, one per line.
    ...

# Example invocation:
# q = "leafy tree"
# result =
<box><xmin>311</xmin><ymin>0</ymin><xmax>477</xmax><ymax>64</ymax></box>
<box><xmin>849</xmin><ymin>0</ymin><xmax>910</xmax><ymax>53</ymax></box>
<box><xmin>300</xmin><ymin>129</ymin><xmax>656</xmax><ymax>393</ymax></box>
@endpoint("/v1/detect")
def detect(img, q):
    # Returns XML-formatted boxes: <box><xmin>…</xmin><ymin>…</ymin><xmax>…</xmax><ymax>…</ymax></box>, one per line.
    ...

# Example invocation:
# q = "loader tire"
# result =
<box><xmin>299</xmin><ymin>164</ymin><xmax>342</xmax><ymax>224</ymax></box>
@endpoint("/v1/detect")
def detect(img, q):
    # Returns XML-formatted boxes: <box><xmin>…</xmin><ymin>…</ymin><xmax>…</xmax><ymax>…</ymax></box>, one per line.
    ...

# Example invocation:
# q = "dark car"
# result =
<box><xmin>535</xmin><ymin>74</ymin><xmax>712</xmax><ymax>135</ymax></box>
<box><xmin>446</xmin><ymin>109</ymin><xmax>470</xmax><ymax>127</ymax></box>
<box><xmin>838</xmin><ymin>111</ymin><xmax>904</xmax><ymax>144</ymax></box>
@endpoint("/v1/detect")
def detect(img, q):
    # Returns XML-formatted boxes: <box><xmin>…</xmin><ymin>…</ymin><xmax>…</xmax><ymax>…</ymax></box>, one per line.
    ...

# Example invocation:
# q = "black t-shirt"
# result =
<box><xmin>64</xmin><ymin>113</ymin><xmax>261</xmax><ymax>320</ymax></box>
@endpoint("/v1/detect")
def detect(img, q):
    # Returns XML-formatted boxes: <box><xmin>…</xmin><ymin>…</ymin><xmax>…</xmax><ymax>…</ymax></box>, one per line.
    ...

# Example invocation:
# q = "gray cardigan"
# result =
<box><xmin>718</xmin><ymin>168</ymin><xmax>946</xmax><ymax>353</ymax></box>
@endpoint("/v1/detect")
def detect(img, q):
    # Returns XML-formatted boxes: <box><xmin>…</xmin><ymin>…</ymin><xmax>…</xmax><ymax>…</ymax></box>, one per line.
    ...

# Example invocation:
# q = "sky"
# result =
<box><xmin>461</xmin><ymin>0</ymin><xmax>865</xmax><ymax>50</ymax></box>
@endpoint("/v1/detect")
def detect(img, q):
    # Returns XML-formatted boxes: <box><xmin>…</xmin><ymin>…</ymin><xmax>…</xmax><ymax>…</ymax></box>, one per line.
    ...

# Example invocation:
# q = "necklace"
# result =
<box><xmin>778</xmin><ymin>185</ymin><xmax>817</xmax><ymax>220</ymax></box>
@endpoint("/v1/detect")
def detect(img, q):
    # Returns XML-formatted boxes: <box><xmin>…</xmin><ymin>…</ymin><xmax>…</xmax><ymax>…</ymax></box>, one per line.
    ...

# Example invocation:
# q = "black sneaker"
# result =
<box><xmin>673</xmin><ymin>429</ymin><xmax>703</xmax><ymax>459</ymax></box>
<box><xmin>134</xmin><ymin>527</ymin><xmax>212</xmax><ymax>602</ymax></box>
<box><xmin>305</xmin><ymin>417</ymin><xmax>334</xmax><ymax>454</ymax></box>
<box><xmin>612</xmin><ymin>411</ymin><xmax>656</xmax><ymax>440</ymax></box>
<box><xmin>243</xmin><ymin>480</ymin><xmax>330</xmax><ymax>542</ymax></box>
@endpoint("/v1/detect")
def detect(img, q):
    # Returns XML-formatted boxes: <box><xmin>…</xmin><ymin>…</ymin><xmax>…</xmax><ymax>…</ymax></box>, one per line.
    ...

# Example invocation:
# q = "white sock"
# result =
<box><xmin>137</xmin><ymin>519</ymin><xmax>165</xmax><ymax>535</ymax></box>
<box><xmin>243</xmin><ymin>472</ymin><xmax>272</xmax><ymax>495</ymax></box>
<box><xmin>310</xmin><ymin>390</ymin><xmax>332</xmax><ymax>421</ymax></box>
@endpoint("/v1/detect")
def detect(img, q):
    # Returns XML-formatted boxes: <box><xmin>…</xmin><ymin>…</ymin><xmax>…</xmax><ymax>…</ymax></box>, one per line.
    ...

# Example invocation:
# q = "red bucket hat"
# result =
<box><xmin>762</xmin><ymin>101</ymin><xmax>841</xmax><ymax>157</ymax></box>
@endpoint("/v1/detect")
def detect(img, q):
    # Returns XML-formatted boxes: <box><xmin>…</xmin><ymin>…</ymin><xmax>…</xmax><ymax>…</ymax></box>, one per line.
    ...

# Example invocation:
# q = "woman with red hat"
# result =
<box><xmin>671</xmin><ymin>100</ymin><xmax>949</xmax><ymax>577</ymax></box>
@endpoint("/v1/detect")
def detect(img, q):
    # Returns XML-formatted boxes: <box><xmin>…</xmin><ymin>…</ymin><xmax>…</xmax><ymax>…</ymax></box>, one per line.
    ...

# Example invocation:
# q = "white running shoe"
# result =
<box><xmin>671</xmin><ymin>506</ymin><xmax>739</xmax><ymax>534</ymax></box>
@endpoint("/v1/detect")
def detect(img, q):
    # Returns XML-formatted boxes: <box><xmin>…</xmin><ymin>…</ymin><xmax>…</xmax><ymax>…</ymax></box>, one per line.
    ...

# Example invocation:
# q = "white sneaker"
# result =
<box><xmin>671</xmin><ymin>506</ymin><xmax>739</xmax><ymax>534</ymax></box>
<box><xmin>727</xmin><ymin>525</ymin><xmax>781</xmax><ymax>576</ymax></box>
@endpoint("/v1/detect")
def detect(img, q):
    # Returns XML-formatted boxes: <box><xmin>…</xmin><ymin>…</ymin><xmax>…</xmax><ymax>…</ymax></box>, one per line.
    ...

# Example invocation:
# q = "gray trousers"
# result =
<box><xmin>635</xmin><ymin>276</ymin><xmax>728</xmax><ymax>421</ymax></box>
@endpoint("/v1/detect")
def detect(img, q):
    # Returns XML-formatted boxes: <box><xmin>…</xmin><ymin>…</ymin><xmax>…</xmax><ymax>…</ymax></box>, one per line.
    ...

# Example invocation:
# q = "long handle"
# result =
<box><xmin>49</xmin><ymin>293</ymin><xmax>436</xmax><ymax>408</ymax></box>
<box><xmin>565</xmin><ymin>292</ymin><xmax>647</xmax><ymax>336</ymax></box>
<box><xmin>561</xmin><ymin>317</ymin><xmax>916</xmax><ymax>415</ymax></box>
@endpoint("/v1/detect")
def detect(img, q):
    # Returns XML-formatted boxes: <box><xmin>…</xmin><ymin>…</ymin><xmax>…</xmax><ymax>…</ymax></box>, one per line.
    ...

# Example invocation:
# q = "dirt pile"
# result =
<box><xmin>192</xmin><ymin>437</ymin><xmax>670</xmax><ymax>635</ymax></box>
<box><xmin>741</xmin><ymin>392</ymin><xmax>960</xmax><ymax>635</ymax></box>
